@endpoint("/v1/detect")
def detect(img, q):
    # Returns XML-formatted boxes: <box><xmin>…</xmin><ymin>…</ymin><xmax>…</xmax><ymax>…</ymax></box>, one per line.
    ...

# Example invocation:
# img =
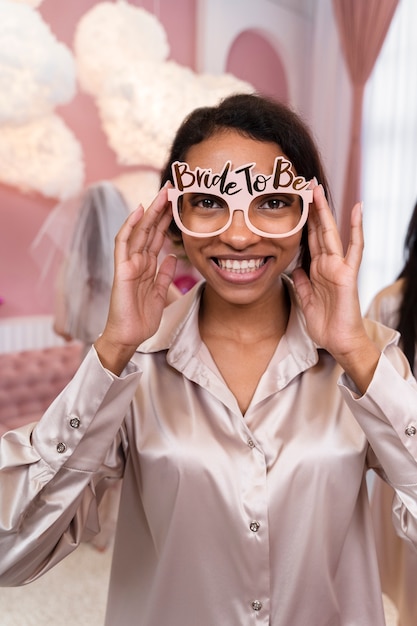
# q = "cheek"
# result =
<box><xmin>276</xmin><ymin>234</ymin><xmax>302</xmax><ymax>268</ymax></box>
<box><xmin>182</xmin><ymin>234</ymin><xmax>211</xmax><ymax>256</ymax></box>
<box><xmin>181</xmin><ymin>236</ymin><xmax>205</xmax><ymax>269</ymax></box>
<box><xmin>181</xmin><ymin>236</ymin><xmax>195</xmax><ymax>259</ymax></box>
<box><xmin>278</xmin><ymin>232</ymin><xmax>303</xmax><ymax>255</ymax></box>
<box><xmin>181</xmin><ymin>237</ymin><xmax>218</xmax><ymax>281</ymax></box>
<box><xmin>283</xmin><ymin>249</ymin><xmax>302</xmax><ymax>273</ymax></box>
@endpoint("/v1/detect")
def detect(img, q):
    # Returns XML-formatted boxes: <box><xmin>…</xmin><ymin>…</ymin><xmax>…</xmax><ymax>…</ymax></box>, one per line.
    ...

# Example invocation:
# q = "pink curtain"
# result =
<box><xmin>332</xmin><ymin>0</ymin><xmax>399</xmax><ymax>249</ymax></box>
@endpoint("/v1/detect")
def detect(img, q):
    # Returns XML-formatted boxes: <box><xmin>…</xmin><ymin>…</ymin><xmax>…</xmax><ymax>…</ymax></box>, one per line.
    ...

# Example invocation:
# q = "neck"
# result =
<box><xmin>199</xmin><ymin>279</ymin><xmax>290</xmax><ymax>344</ymax></box>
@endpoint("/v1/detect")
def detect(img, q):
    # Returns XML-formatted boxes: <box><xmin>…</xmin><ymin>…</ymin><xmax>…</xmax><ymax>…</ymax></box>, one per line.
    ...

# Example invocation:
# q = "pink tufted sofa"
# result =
<box><xmin>0</xmin><ymin>342</ymin><xmax>83</xmax><ymax>436</ymax></box>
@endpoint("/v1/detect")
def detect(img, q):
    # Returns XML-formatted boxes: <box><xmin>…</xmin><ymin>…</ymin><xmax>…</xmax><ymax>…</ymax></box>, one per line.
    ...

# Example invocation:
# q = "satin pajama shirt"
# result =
<box><xmin>367</xmin><ymin>278</ymin><xmax>417</xmax><ymax>626</ymax></box>
<box><xmin>1</xmin><ymin>279</ymin><xmax>417</xmax><ymax>626</ymax></box>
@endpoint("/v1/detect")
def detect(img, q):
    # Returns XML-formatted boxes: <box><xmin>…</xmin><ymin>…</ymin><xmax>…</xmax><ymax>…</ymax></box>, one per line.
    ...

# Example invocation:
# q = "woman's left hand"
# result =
<box><xmin>292</xmin><ymin>184</ymin><xmax>380</xmax><ymax>394</ymax></box>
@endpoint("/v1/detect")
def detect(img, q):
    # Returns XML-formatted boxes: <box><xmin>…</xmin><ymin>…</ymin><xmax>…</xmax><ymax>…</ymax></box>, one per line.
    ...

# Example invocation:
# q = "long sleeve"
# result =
<box><xmin>339</xmin><ymin>318</ymin><xmax>417</xmax><ymax>546</ymax></box>
<box><xmin>0</xmin><ymin>348</ymin><xmax>140</xmax><ymax>586</ymax></box>
<box><xmin>365</xmin><ymin>280</ymin><xmax>417</xmax><ymax>626</ymax></box>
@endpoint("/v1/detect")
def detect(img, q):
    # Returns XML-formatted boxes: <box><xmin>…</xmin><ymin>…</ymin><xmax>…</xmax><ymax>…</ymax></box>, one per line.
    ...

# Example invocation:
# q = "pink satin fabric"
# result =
<box><xmin>1</xmin><ymin>280</ymin><xmax>417</xmax><ymax>626</ymax></box>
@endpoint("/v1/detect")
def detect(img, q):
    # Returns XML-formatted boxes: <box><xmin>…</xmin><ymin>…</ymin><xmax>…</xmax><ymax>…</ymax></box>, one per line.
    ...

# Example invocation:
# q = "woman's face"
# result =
<box><xmin>180</xmin><ymin>129</ymin><xmax>304</xmax><ymax>306</ymax></box>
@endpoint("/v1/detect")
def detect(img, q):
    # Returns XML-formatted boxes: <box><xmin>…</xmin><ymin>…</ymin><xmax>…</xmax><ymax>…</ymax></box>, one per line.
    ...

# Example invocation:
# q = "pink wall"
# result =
<box><xmin>226</xmin><ymin>30</ymin><xmax>289</xmax><ymax>103</ymax></box>
<box><xmin>0</xmin><ymin>0</ymin><xmax>288</xmax><ymax>319</ymax></box>
<box><xmin>0</xmin><ymin>0</ymin><xmax>196</xmax><ymax>318</ymax></box>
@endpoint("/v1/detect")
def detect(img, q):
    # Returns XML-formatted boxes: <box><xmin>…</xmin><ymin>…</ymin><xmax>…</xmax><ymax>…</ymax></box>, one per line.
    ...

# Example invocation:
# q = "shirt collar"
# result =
<box><xmin>138</xmin><ymin>281</ymin><xmax>204</xmax><ymax>355</ymax></box>
<box><xmin>138</xmin><ymin>276</ymin><xmax>319</xmax><ymax>380</ymax></box>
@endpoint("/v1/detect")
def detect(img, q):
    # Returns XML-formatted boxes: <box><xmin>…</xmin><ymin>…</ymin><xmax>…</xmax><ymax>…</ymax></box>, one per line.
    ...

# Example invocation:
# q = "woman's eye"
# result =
<box><xmin>192</xmin><ymin>195</ymin><xmax>223</xmax><ymax>210</ymax></box>
<box><xmin>259</xmin><ymin>196</ymin><xmax>287</xmax><ymax>210</ymax></box>
<box><xmin>200</xmin><ymin>197</ymin><xmax>218</xmax><ymax>209</ymax></box>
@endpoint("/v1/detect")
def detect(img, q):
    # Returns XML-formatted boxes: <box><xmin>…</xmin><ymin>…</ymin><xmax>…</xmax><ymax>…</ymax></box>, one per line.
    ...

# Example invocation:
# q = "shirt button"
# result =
<box><xmin>69</xmin><ymin>417</ymin><xmax>81</xmax><ymax>429</ymax></box>
<box><xmin>247</xmin><ymin>439</ymin><xmax>255</xmax><ymax>448</ymax></box>
<box><xmin>405</xmin><ymin>425</ymin><xmax>417</xmax><ymax>436</ymax></box>
<box><xmin>249</xmin><ymin>521</ymin><xmax>260</xmax><ymax>532</ymax></box>
<box><xmin>56</xmin><ymin>442</ymin><xmax>67</xmax><ymax>454</ymax></box>
<box><xmin>251</xmin><ymin>600</ymin><xmax>262</xmax><ymax>611</ymax></box>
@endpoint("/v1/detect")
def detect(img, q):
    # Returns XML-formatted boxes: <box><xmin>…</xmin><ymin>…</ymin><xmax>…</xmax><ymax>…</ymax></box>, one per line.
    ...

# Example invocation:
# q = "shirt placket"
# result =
<box><xmin>240</xmin><ymin>429</ymin><xmax>271</xmax><ymax>624</ymax></box>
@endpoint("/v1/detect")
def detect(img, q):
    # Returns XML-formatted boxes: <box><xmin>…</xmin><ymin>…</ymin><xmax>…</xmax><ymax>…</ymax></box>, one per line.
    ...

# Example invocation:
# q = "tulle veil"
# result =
<box><xmin>31</xmin><ymin>181</ymin><xmax>130</xmax><ymax>344</ymax></box>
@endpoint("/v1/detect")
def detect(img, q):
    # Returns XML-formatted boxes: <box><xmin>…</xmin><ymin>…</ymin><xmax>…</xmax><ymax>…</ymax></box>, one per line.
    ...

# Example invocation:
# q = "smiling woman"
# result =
<box><xmin>1</xmin><ymin>93</ymin><xmax>417</xmax><ymax>626</ymax></box>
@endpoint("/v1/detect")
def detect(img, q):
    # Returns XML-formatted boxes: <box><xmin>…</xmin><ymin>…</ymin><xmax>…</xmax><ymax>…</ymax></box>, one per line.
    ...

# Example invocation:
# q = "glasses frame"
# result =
<box><xmin>167</xmin><ymin>187</ymin><xmax>313</xmax><ymax>239</ymax></box>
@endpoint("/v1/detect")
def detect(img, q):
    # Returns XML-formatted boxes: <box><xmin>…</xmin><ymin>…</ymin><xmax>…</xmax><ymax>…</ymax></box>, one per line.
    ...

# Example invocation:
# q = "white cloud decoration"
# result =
<box><xmin>7</xmin><ymin>0</ymin><xmax>44</xmax><ymax>9</ymax></box>
<box><xmin>0</xmin><ymin>0</ymin><xmax>76</xmax><ymax>124</ymax></box>
<box><xmin>0</xmin><ymin>0</ymin><xmax>84</xmax><ymax>199</ymax></box>
<box><xmin>74</xmin><ymin>1</ymin><xmax>170</xmax><ymax>96</ymax></box>
<box><xmin>97</xmin><ymin>61</ymin><xmax>253</xmax><ymax>168</ymax></box>
<box><xmin>0</xmin><ymin>115</ymin><xmax>85</xmax><ymax>200</ymax></box>
<box><xmin>74</xmin><ymin>1</ymin><xmax>253</xmax><ymax>170</ymax></box>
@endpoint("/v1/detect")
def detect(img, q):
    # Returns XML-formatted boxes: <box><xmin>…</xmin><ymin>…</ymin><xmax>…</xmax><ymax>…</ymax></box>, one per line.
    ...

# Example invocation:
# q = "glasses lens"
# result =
<box><xmin>174</xmin><ymin>191</ymin><xmax>305</xmax><ymax>237</ymax></box>
<box><xmin>248</xmin><ymin>193</ymin><xmax>303</xmax><ymax>236</ymax></box>
<box><xmin>177</xmin><ymin>193</ymin><xmax>229</xmax><ymax>235</ymax></box>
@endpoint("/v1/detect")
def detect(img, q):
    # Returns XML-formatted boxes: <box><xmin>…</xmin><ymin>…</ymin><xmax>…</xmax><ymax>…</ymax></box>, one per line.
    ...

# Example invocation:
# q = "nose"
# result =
<box><xmin>219</xmin><ymin>209</ymin><xmax>261</xmax><ymax>248</ymax></box>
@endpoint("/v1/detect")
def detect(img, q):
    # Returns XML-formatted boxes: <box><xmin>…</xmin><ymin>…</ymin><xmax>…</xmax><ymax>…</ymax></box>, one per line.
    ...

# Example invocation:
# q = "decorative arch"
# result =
<box><xmin>196</xmin><ymin>0</ymin><xmax>311</xmax><ymax>110</ymax></box>
<box><xmin>226</xmin><ymin>29</ymin><xmax>289</xmax><ymax>103</ymax></box>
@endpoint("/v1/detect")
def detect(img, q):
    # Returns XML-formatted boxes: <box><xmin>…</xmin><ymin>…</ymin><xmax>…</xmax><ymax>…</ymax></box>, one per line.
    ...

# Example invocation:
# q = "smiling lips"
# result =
<box><xmin>214</xmin><ymin>258</ymin><xmax>267</xmax><ymax>273</ymax></box>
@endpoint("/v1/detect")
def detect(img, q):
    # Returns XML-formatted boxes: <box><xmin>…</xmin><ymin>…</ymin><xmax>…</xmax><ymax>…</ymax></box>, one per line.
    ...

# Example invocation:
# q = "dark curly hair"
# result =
<box><xmin>397</xmin><ymin>200</ymin><xmax>417</xmax><ymax>372</ymax></box>
<box><xmin>160</xmin><ymin>92</ymin><xmax>332</xmax><ymax>276</ymax></box>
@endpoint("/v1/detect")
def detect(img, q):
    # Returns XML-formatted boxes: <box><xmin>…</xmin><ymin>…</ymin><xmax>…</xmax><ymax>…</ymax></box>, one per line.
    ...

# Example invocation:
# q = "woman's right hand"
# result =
<box><xmin>94</xmin><ymin>186</ymin><xmax>177</xmax><ymax>375</ymax></box>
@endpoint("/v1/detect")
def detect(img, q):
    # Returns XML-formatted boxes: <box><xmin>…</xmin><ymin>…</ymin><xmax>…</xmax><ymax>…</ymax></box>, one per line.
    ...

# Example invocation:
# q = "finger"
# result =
<box><xmin>131</xmin><ymin>204</ymin><xmax>173</xmax><ymax>269</ymax></box>
<box><xmin>114</xmin><ymin>204</ymin><xmax>145</xmax><ymax>266</ymax></box>
<box><xmin>292</xmin><ymin>266</ymin><xmax>312</xmax><ymax>309</ymax></box>
<box><xmin>127</xmin><ymin>187</ymin><xmax>171</xmax><ymax>255</ymax></box>
<box><xmin>344</xmin><ymin>202</ymin><xmax>364</xmax><ymax>271</ymax></box>
<box><xmin>311</xmin><ymin>185</ymin><xmax>343</xmax><ymax>256</ymax></box>
<box><xmin>143</xmin><ymin>185</ymin><xmax>170</xmax><ymax>226</ymax></box>
<box><xmin>154</xmin><ymin>254</ymin><xmax>178</xmax><ymax>299</ymax></box>
<box><xmin>306</xmin><ymin>186</ymin><xmax>330</xmax><ymax>258</ymax></box>
<box><xmin>147</xmin><ymin>203</ymin><xmax>174</xmax><ymax>256</ymax></box>
<box><xmin>306</xmin><ymin>205</ymin><xmax>321</xmax><ymax>258</ymax></box>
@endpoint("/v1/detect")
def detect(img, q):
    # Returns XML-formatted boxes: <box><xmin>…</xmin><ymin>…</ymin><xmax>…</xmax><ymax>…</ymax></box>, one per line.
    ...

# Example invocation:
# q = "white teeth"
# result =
<box><xmin>217</xmin><ymin>258</ymin><xmax>265</xmax><ymax>273</ymax></box>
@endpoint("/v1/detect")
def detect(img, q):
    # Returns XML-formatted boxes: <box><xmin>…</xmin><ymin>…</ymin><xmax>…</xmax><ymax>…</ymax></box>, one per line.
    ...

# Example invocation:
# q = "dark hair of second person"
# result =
<box><xmin>397</xmin><ymin>200</ymin><xmax>417</xmax><ymax>371</ymax></box>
